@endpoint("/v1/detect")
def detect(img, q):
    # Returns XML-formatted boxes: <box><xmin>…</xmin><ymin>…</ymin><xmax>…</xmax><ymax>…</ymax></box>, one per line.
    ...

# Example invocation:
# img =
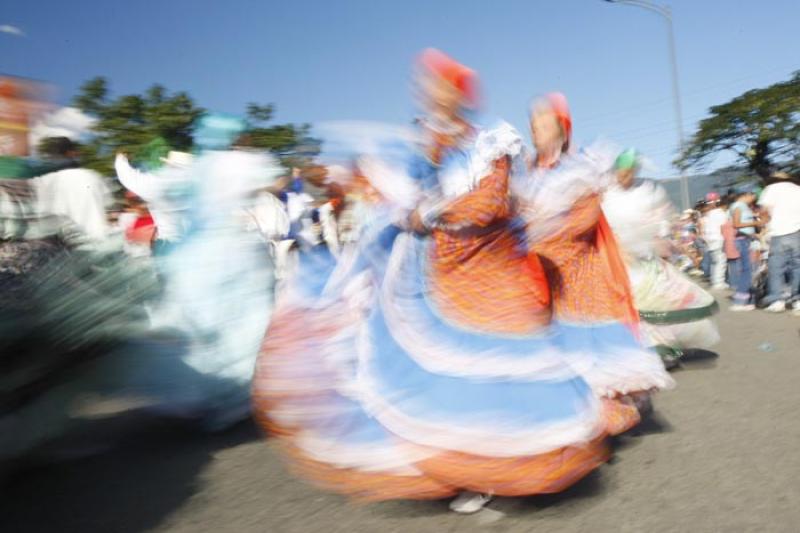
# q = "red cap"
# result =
<box><xmin>418</xmin><ymin>48</ymin><xmax>478</xmax><ymax>107</ymax></box>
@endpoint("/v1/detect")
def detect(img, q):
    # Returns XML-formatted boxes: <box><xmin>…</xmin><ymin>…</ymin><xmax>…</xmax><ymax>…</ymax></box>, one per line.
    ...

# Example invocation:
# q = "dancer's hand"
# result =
<box><xmin>407</xmin><ymin>209</ymin><xmax>429</xmax><ymax>235</ymax></box>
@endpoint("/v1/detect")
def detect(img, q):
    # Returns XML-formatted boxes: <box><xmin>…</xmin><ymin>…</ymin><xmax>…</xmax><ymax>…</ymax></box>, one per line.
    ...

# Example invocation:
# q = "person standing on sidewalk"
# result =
<box><xmin>758</xmin><ymin>171</ymin><xmax>800</xmax><ymax>314</ymax></box>
<box><xmin>701</xmin><ymin>193</ymin><xmax>729</xmax><ymax>291</ymax></box>
<box><xmin>729</xmin><ymin>189</ymin><xmax>761</xmax><ymax>311</ymax></box>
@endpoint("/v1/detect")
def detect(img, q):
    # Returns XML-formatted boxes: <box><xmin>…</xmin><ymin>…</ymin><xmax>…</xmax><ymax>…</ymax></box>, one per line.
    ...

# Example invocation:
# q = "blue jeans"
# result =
<box><xmin>766</xmin><ymin>230</ymin><xmax>800</xmax><ymax>304</ymax></box>
<box><xmin>698</xmin><ymin>240</ymin><xmax>711</xmax><ymax>278</ymax></box>
<box><xmin>730</xmin><ymin>237</ymin><xmax>753</xmax><ymax>304</ymax></box>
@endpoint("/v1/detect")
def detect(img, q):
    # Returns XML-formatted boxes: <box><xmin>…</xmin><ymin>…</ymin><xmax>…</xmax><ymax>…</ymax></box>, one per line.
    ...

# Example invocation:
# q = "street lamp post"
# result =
<box><xmin>604</xmin><ymin>0</ymin><xmax>690</xmax><ymax>210</ymax></box>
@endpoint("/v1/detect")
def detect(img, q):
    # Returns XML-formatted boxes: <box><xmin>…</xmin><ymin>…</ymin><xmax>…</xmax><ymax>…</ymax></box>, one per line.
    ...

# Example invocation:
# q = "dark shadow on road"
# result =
<box><xmin>0</xmin><ymin>414</ymin><xmax>260</xmax><ymax>533</ymax></box>
<box><xmin>497</xmin><ymin>470</ymin><xmax>608</xmax><ymax>515</ymax></box>
<box><xmin>630</xmin><ymin>410</ymin><xmax>674</xmax><ymax>436</ymax></box>
<box><xmin>610</xmin><ymin>411</ymin><xmax>675</xmax><ymax>456</ymax></box>
<box><xmin>674</xmin><ymin>349</ymin><xmax>719</xmax><ymax>371</ymax></box>
<box><xmin>372</xmin><ymin>498</ymin><xmax>450</xmax><ymax>519</ymax></box>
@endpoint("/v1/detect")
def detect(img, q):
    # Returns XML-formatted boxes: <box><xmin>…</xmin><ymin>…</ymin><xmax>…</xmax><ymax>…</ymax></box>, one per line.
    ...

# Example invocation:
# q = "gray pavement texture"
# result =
<box><xmin>2</xmin><ymin>296</ymin><xmax>800</xmax><ymax>533</ymax></box>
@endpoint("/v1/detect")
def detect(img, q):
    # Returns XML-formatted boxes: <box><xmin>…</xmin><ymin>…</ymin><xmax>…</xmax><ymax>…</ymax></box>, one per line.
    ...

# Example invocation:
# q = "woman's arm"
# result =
<box><xmin>420</xmin><ymin>156</ymin><xmax>511</xmax><ymax>232</ymax></box>
<box><xmin>731</xmin><ymin>205</ymin><xmax>759</xmax><ymax>229</ymax></box>
<box><xmin>115</xmin><ymin>154</ymin><xmax>159</xmax><ymax>201</ymax></box>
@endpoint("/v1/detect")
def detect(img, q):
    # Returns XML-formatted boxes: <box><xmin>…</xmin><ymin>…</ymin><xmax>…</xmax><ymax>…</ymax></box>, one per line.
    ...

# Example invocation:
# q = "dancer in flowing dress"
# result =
<box><xmin>252</xmin><ymin>49</ymin><xmax>610</xmax><ymax>514</ymax></box>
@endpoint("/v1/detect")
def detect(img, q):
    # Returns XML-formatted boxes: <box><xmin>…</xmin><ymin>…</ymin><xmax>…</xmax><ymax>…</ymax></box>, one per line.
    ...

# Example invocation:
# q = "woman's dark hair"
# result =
<box><xmin>39</xmin><ymin>136</ymin><xmax>78</xmax><ymax>158</ymax></box>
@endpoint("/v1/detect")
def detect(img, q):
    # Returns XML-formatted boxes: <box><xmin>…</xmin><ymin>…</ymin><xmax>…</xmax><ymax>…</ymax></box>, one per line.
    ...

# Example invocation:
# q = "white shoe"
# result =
<box><xmin>449</xmin><ymin>492</ymin><xmax>493</xmax><ymax>514</ymax></box>
<box><xmin>711</xmin><ymin>284</ymin><xmax>729</xmax><ymax>291</ymax></box>
<box><xmin>730</xmin><ymin>304</ymin><xmax>755</xmax><ymax>312</ymax></box>
<box><xmin>764</xmin><ymin>301</ymin><xmax>786</xmax><ymax>313</ymax></box>
<box><xmin>791</xmin><ymin>301</ymin><xmax>800</xmax><ymax>316</ymax></box>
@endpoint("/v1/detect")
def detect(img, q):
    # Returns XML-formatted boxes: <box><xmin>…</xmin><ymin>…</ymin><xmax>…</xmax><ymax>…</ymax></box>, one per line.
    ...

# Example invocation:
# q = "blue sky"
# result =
<box><xmin>3</xmin><ymin>0</ymin><xmax>799</xmax><ymax>177</ymax></box>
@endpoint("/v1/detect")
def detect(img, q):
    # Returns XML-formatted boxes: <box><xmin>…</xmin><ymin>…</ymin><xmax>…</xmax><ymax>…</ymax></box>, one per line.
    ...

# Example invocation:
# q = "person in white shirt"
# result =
<box><xmin>701</xmin><ymin>195</ymin><xmax>729</xmax><ymax>290</ymax></box>
<box><xmin>240</xmin><ymin>188</ymin><xmax>291</xmax><ymax>281</ymax></box>
<box><xmin>758</xmin><ymin>171</ymin><xmax>800</xmax><ymax>313</ymax></box>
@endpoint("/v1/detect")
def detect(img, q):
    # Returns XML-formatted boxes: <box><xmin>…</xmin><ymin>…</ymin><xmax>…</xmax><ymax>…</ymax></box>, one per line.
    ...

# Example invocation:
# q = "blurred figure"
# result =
<box><xmin>140</xmin><ymin>115</ymin><xmax>283</xmax><ymax>430</ymax></box>
<box><xmin>758</xmin><ymin>171</ymin><xmax>800</xmax><ymax>314</ymax></box>
<box><xmin>118</xmin><ymin>191</ymin><xmax>155</xmax><ymax>258</ymax></box>
<box><xmin>1</xmin><ymin>114</ymin><xmax>283</xmax><ymax>465</ymax></box>
<box><xmin>0</xmin><ymin>146</ymin><xmax>158</xmax><ymax>462</ymax></box>
<box><xmin>517</xmin><ymin>93</ymin><xmax>673</xmax><ymax>425</ymax></box>
<box><xmin>285</xmin><ymin>167</ymin><xmax>315</xmax><ymax>246</ymax></box>
<box><xmin>701</xmin><ymin>193</ymin><xmax>729</xmax><ymax>290</ymax></box>
<box><xmin>603</xmin><ymin>149</ymin><xmax>719</xmax><ymax>365</ymax></box>
<box><xmin>316</xmin><ymin>181</ymin><xmax>345</xmax><ymax>257</ymax></box>
<box><xmin>240</xmin><ymin>186</ymin><xmax>290</xmax><ymax>277</ymax></box>
<box><xmin>253</xmin><ymin>49</ymin><xmax>610</xmax><ymax>515</ymax></box>
<box><xmin>729</xmin><ymin>188</ymin><xmax>761</xmax><ymax>311</ymax></box>
<box><xmin>1</xmin><ymin>136</ymin><xmax>110</xmax><ymax>243</ymax></box>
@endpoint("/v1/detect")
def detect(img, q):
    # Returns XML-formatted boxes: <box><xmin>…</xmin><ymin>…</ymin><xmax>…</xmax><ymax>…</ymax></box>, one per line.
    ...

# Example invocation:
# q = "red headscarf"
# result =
<box><xmin>544</xmin><ymin>92</ymin><xmax>572</xmax><ymax>151</ymax></box>
<box><xmin>418</xmin><ymin>48</ymin><xmax>478</xmax><ymax>108</ymax></box>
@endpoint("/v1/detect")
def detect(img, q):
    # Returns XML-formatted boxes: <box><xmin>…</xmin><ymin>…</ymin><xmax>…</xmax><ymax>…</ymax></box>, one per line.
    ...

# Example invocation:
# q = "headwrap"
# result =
<box><xmin>136</xmin><ymin>137</ymin><xmax>171</xmax><ymax>171</ymax></box>
<box><xmin>418</xmin><ymin>48</ymin><xmax>478</xmax><ymax>108</ymax></box>
<box><xmin>546</xmin><ymin>92</ymin><xmax>572</xmax><ymax>146</ymax></box>
<box><xmin>614</xmin><ymin>148</ymin><xmax>640</xmax><ymax>171</ymax></box>
<box><xmin>194</xmin><ymin>113</ymin><xmax>247</xmax><ymax>152</ymax></box>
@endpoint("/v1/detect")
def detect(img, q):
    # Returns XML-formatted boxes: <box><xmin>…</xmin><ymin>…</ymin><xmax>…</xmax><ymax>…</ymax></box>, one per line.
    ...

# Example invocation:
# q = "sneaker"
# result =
<box><xmin>711</xmin><ymin>284</ymin><xmax>729</xmax><ymax>291</ymax></box>
<box><xmin>449</xmin><ymin>492</ymin><xmax>493</xmax><ymax>514</ymax></box>
<box><xmin>730</xmin><ymin>303</ymin><xmax>755</xmax><ymax>312</ymax></box>
<box><xmin>764</xmin><ymin>301</ymin><xmax>786</xmax><ymax>313</ymax></box>
<box><xmin>792</xmin><ymin>301</ymin><xmax>800</xmax><ymax>316</ymax></box>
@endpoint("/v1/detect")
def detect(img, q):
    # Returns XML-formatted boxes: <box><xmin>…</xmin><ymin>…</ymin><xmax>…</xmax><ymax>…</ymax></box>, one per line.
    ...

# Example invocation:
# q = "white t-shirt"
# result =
<box><xmin>286</xmin><ymin>192</ymin><xmax>313</xmax><ymax>223</ymax></box>
<box><xmin>758</xmin><ymin>181</ymin><xmax>800</xmax><ymax>237</ymax></box>
<box><xmin>702</xmin><ymin>208</ymin><xmax>728</xmax><ymax>249</ymax></box>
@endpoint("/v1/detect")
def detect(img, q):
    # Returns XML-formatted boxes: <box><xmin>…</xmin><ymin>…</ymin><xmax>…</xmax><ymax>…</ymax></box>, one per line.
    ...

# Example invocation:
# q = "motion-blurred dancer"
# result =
<box><xmin>602</xmin><ymin>149</ymin><xmax>719</xmax><ymax>365</ymax></box>
<box><xmin>253</xmin><ymin>49</ymin><xmax>610</xmax><ymax>515</ymax></box>
<box><xmin>516</xmin><ymin>93</ymin><xmax>673</xmax><ymax>433</ymax></box>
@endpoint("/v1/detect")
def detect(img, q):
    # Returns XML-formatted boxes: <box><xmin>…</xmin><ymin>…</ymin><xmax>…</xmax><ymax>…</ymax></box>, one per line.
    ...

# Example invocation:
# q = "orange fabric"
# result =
<box><xmin>252</xmin><ymin>174</ymin><xmax>611</xmax><ymax>502</ymax></box>
<box><xmin>601</xmin><ymin>397</ymin><xmax>641</xmax><ymax>436</ymax></box>
<box><xmin>253</xmin><ymin>265</ymin><xmax>604</xmax><ymax>502</ymax></box>
<box><xmin>253</xmin><ymin>305</ymin><xmax>457</xmax><ymax>502</ymax></box>
<box><xmin>427</xmin><ymin>156</ymin><xmax>551</xmax><ymax>335</ymax></box>
<box><xmin>531</xmin><ymin>194</ymin><xmax>639</xmax><ymax>327</ymax></box>
<box><xmin>595</xmin><ymin>211</ymin><xmax>640</xmax><ymax>328</ymax></box>
<box><xmin>277</xmin><ymin>439</ymin><xmax>458</xmax><ymax>502</ymax></box>
<box><xmin>415</xmin><ymin>437</ymin><xmax>609</xmax><ymax>497</ymax></box>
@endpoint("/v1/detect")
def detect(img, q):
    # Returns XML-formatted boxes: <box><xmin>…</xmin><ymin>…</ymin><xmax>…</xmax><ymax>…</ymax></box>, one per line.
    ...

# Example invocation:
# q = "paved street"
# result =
<box><xmin>3</xmin><ymin>296</ymin><xmax>800</xmax><ymax>533</ymax></box>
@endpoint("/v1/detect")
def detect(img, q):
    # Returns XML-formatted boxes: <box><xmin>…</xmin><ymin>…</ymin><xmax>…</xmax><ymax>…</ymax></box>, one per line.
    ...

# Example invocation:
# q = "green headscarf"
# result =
<box><xmin>614</xmin><ymin>148</ymin><xmax>640</xmax><ymax>171</ymax></box>
<box><xmin>135</xmin><ymin>137</ymin><xmax>171</xmax><ymax>171</ymax></box>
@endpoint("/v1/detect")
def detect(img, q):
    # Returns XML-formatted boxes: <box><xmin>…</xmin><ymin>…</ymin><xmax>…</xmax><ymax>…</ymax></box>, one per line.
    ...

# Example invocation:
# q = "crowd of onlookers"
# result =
<box><xmin>112</xmin><ymin>157</ymin><xmax>360</xmax><ymax>284</ymax></box>
<box><xmin>670</xmin><ymin>171</ymin><xmax>800</xmax><ymax>314</ymax></box>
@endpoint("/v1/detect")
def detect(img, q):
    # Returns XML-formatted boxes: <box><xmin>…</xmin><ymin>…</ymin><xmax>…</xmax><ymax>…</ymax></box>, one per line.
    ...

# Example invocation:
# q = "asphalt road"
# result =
<box><xmin>2</xmin><ymin>296</ymin><xmax>800</xmax><ymax>533</ymax></box>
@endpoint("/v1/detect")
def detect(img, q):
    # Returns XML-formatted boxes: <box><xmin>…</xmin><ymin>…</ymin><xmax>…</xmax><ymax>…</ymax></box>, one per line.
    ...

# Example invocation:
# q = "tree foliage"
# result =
<box><xmin>678</xmin><ymin>71</ymin><xmax>800</xmax><ymax>179</ymax></box>
<box><xmin>72</xmin><ymin>77</ymin><xmax>204</xmax><ymax>174</ymax></box>
<box><xmin>71</xmin><ymin>78</ymin><xmax>320</xmax><ymax>176</ymax></box>
<box><xmin>243</xmin><ymin>102</ymin><xmax>320</xmax><ymax>169</ymax></box>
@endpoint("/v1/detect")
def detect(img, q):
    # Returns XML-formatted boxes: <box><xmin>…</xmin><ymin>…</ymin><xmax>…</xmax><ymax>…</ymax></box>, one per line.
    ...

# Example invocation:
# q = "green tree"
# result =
<box><xmin>677</xmin><ymin>71</ymin><xmax>800</xmax><ymax>179</ymax></box>
<box><xmin>243</xmin><ymin>102</ymin><xmax>321</xmax><ymax>169</ymax></box>
<box><xmin>73</xmin><ymin>77</ymin><xmax>204</xmax><ymax>175</ymax></box>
